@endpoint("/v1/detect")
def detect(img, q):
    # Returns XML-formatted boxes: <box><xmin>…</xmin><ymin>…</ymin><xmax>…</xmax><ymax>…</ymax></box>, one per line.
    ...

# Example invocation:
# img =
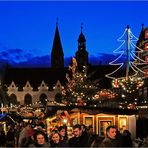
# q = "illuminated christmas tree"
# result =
<box><xmin>106</xmin><ymin>25</ymin><xmax>145</xmax><ymax>102</ymax></box>
<box><xmin>62</xmin><ymin>57</ymin><xmax>99</xmax><ymax>106</ymax></box>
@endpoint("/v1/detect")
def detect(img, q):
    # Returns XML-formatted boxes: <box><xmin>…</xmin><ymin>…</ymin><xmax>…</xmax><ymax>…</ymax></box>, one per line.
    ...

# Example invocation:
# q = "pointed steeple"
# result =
<box><xmin>78</xmin><ymin>23</ymin><xmax>86</xmax><ymax>43</ymax></box>
<box><xmin>75</xmin><ymin>23</ymin><xmax>88</xmax><ymax>71</ymax></box>
<box><xmin>51</xmin><ymin>19</ymin><xmax>64</xmax><ymax>68</ymax></box>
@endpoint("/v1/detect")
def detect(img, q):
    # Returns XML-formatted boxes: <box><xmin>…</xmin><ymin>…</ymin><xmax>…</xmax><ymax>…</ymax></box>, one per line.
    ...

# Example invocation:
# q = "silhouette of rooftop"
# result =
<box><xmin>3</xmin><ymin>65</ymin><xmax>121</xmax><ymax>90</ymax></box>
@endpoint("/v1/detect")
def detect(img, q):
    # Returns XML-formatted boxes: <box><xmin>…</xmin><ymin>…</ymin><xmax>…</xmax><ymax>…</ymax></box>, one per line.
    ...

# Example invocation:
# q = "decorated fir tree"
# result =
<box><xmin>62</xmin><ymin>57</ymin><xmax>99</xmax><ymax>106</ymax></box>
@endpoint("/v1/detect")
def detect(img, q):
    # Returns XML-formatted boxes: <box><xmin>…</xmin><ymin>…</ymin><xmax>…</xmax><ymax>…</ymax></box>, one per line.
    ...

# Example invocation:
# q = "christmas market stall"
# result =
<box><xmin>45</xmin><ymin>102</ymin><xmax>138</xmax><ymax>139</ymax></box>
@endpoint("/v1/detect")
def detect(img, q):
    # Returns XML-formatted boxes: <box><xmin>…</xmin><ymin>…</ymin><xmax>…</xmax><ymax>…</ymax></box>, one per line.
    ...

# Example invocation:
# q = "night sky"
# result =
<box><xmin>0</xmin><ymin>1</ymin><xmax>148</xmax><ymax>67</ymax></box>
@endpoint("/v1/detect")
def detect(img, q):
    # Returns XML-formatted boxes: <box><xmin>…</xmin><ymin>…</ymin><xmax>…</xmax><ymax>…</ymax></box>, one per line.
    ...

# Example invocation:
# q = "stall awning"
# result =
<box><xmin>0</xmin><ymin>113</ymin><xmax>7</xmax><ymax>120</ymax></box>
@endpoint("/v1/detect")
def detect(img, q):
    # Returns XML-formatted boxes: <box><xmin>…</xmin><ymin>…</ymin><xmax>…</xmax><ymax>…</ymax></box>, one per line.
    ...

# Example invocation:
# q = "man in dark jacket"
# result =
<box><xmin>69</xmin><ymin>124</ymin><xmax>89</xmax><ymax>147</ymax></box>
<box><xmin>101</xmin><ymin>125</ymin><xmax>118</xmax><ymax>147</ymax></box>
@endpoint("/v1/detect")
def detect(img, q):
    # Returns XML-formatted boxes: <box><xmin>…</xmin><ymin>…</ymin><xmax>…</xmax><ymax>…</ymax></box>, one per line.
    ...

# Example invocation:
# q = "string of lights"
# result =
<box><xmin>106</xmin><ymin>26</ymin><xmax>145</xmax><ymax>93</ymax></box>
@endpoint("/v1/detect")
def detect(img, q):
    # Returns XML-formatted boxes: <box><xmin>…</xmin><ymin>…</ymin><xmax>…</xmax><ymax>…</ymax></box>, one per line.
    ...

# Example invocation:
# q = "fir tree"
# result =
<box><xmin>62</xmin><ymin>57</ymin><xmax>99</xmax><ymax>106</ymax></box>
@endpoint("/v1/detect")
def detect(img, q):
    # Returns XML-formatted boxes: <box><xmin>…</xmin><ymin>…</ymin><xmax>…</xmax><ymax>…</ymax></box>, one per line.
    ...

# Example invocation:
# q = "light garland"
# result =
<box><xmin>112</xmin><ymin>77</ymin><xmax>144</xmax><ymax>93</ymax></box>
<box><xmin>106</xmin><ymin>26</ymin><xmax>146</xmax><ymax>79</ymax></box>
<box><xmin>62</xmin><ymin>57</ymin><xmax>99</xmax><ymax>104</ymax></box>
<box><xmin>106</xmin><ymin>25</ymin><xmax>145</xmax><ymax>93</ymax></box>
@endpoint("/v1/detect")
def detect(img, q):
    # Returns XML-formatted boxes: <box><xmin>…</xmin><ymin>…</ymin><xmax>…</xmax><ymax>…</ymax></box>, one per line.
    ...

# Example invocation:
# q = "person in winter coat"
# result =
<box><xmin>0</xmin><ymin>126</ymin><xmax>6</xmax><ymax>147</ymax></box>
<box><xmin>29</xmin><ymin>130</ymin><xmax>50</xmax><ymax>147</ymax></box>
<box><xmin>69</xmin><ymin>124</ymin><xmax>88</xmax><ymax>147</ymax></box>
<box><xmin>50</xmin><ymin>130</ymin><xmax>69</xmax><ymax>147</ymax></box>
<box><xmin>101</xmin><ymin>125</ymin><xmax>118</xmax><ymax>147</ymax></box>
<box><xmin>58</xmin><ymin>126</ymin><xmax>69</xmax><ymax>146</ymax></box>
<box><xmin>6</xmin><ymin>126</ymin><xmax>15</xmax><ymax>147</ymax></box>
<box><xmin>122</xmin><ymin>130</ymin><xmax>132</xmax><ymax>147</ymax></box>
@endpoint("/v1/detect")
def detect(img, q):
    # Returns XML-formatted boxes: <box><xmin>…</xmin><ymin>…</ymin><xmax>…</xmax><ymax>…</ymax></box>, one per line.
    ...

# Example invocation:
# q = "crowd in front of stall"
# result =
<box><xmin>0</xmin><ymin>121</ymin><xmax>148</xmax><ymax>147</ymax></box>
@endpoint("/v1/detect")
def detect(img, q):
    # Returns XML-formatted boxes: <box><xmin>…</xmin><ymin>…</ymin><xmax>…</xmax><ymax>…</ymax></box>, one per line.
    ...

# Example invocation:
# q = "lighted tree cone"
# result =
<box><xmin>105</xmin><ymin>25</ymin><xmax>146</xmax><ymax>107</ymax></box>
<box><xmin>106</xmin><ymin>26</ymin><xmax>146</xmax><ymax>86</ymax></box>
<box><xmin>112</xmin><ymin>77</ymin><xmax>144</xmax><ymax>93</ymax></box>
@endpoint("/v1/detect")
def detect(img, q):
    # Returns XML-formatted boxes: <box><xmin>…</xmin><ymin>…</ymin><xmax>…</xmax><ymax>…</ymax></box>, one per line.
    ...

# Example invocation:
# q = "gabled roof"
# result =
<box><xmin>136</xmin><ymin>26</ymin><xmax>148</xmax><ymax>47</ymax></box>
<box><xmin>3</xmin><ymin>65</ymin><xmax>120</xmax><ymax>90</ymax></box>
<box><xmin>3</xmin><ymin>67</ymin><xmax>68</xmax><ymax>90</ymax></box>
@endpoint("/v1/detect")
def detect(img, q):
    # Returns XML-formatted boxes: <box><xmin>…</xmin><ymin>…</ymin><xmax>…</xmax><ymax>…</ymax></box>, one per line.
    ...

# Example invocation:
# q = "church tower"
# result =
<box><xmin>75</xmin><ymin>24</ymin><xmax>88</xmax><ymax>71</ymax></box>
<box><xmin>51</xmin><ymin>21</ymin><xmax>64</xmax><ymax>68</ymax></box>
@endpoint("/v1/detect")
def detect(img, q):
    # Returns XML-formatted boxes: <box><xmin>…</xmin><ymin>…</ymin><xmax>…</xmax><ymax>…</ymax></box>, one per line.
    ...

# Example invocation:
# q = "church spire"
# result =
<box><xmin>78</xmin><ymin>23</ymin><xmax>86</xmax><ymax>43</ymax></box>
<box><xmin>51</xmin><ymin>20</ymin><xmax>64</xmax><ymax>68</ymax></box>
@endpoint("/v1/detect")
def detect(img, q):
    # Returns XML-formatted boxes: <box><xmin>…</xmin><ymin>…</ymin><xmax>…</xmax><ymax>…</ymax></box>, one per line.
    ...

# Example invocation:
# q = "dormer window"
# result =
<box><xmin>144</xmin><ymin>43</ymin><xmax>148</xmax><ymax>51</ymax></box>
<box><xmin>144</xmin><ymin>69</ymin><xmax>148</xmax><ymax>77</ymax></box>
<box><xmin>145</xmin><ymin>56</ymin><xmax>148</xmax><ymax>63</ymax></box>
<box><xmin>145</xmin><ymin>30</ymin><xmax>148</xmax><ymax>39</ymax></box>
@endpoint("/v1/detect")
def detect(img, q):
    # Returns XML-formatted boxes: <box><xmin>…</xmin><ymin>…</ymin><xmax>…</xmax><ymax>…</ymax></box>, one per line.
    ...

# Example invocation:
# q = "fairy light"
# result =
<box><xmin>106</xmin><ymin>26</ymin><xmax>145</xmax><ymax>94</ymax></box>
<box><xmin>62</xmin><ymin>57</ymin><xmax>99</xmax><ymax>106</ymax></box>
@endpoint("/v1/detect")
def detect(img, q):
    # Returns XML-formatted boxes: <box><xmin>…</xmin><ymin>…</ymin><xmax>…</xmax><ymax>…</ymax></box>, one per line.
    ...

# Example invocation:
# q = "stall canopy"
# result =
<box><xmin>0</xmin><ymin>113</ymin><xmax>7</xmax><ymax>120</ymax></box>
<box><xmin>0</xmin><ymin>113</ymin><xmax>23</xmax><ymax>123</ymax></box>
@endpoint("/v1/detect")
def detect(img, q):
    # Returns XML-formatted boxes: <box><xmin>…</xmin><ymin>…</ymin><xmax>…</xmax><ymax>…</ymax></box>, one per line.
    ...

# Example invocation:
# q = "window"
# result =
<box><xmin>144</xmin><ymin>43</ymin><xmax>148</xmax><ymax>51</ymax></box>
<box><xmin>96</xmin><ymin>116</ymin><xmax>115</xmax><ymax>136</ymax></box>
<box><xmin>83</xmin><ymin>115</ymin><xmax>95</xmax><ymax>132</ymax></box>
<box><xmin>145</xmin><ymin>30</ymin><xmax>148</xmax><ymax>39</ymax></box>
<box><xmin>145</xmin><ymin>56</ymin><xmax>148</xmax><ymax>63</ymax></box>
<box><xmin>118</xmin><ymin>116</ymin><xmax>128</xmax><ymax>130</ymax></box>
<box><xmin>144</xmin><ymin>69</ymin><xmax>148</xmax><ymax>77</ymax></box>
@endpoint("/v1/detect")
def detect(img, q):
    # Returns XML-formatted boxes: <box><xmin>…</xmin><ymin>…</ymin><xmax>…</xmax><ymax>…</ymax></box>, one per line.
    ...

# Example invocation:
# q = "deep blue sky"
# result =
<box><xmin>0</xmin><ymin>1</ymin><xmax>148</xmax><ymax>67</ymax></box>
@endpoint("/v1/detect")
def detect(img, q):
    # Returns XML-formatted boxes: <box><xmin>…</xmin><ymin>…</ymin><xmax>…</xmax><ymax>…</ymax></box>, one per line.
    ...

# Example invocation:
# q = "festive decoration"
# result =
<box><xmin>93</xmin><ymin>89</ymin><xmax>118</xmax><ymax>100</ymax></box>
<box><xmin>106</xmin><ymin>25</ymin><xmax>145</xmax><ymax>93</ymax></box>
<box><xmin>62</xmin><ymin>57</ymin><xmax>99</xmax><ymax>105</ymax></box>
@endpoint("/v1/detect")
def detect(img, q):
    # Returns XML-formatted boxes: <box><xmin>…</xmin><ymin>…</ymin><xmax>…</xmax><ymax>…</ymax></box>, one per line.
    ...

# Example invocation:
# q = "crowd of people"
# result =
<box><xmin>0</xmin><ymin>121</ymin><xmax>148</xmax><ymax>147</ymax></box>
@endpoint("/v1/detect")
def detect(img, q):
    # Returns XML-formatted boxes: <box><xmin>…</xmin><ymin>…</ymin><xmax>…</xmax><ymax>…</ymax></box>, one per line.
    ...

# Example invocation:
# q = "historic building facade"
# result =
<box><xmin>7</xmin><ymin>80</ymin><xmax>63</xmax><ymax>105</ymax></box>
<box><xmin>136</xmin><ymin>24</ymin><xmax>148</xmax><ymax>78</ymax></box>
<box><xmin>136</xmin><ymin>25</ymin><xmax>148</xmax><ymax>99</ymax></box>
<box><xmin>2</xmin><ymin>23</ymin><xmax>89</xmax><ymax>105</ymax></box>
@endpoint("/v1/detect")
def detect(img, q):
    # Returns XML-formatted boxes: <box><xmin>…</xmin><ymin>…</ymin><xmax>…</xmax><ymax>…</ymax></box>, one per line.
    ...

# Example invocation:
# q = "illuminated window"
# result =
<box><xmin>144</xmin><ymin>69</ymin><xmax>148</xmax><ymax>77</ymax></box>
<box><xmin>145</xmin><ymin>56</ymin><xmax>148</xmax><ymax>63</ymax></box>
<box><xmin>145</xmin><ymin>30</ymin><xmax>148</xmax><ymax>39</ymax></box>
<box><xmin>144</xmin><ymin>43</ymin><xmax>148</xmax><ymax>51</ymax></box>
